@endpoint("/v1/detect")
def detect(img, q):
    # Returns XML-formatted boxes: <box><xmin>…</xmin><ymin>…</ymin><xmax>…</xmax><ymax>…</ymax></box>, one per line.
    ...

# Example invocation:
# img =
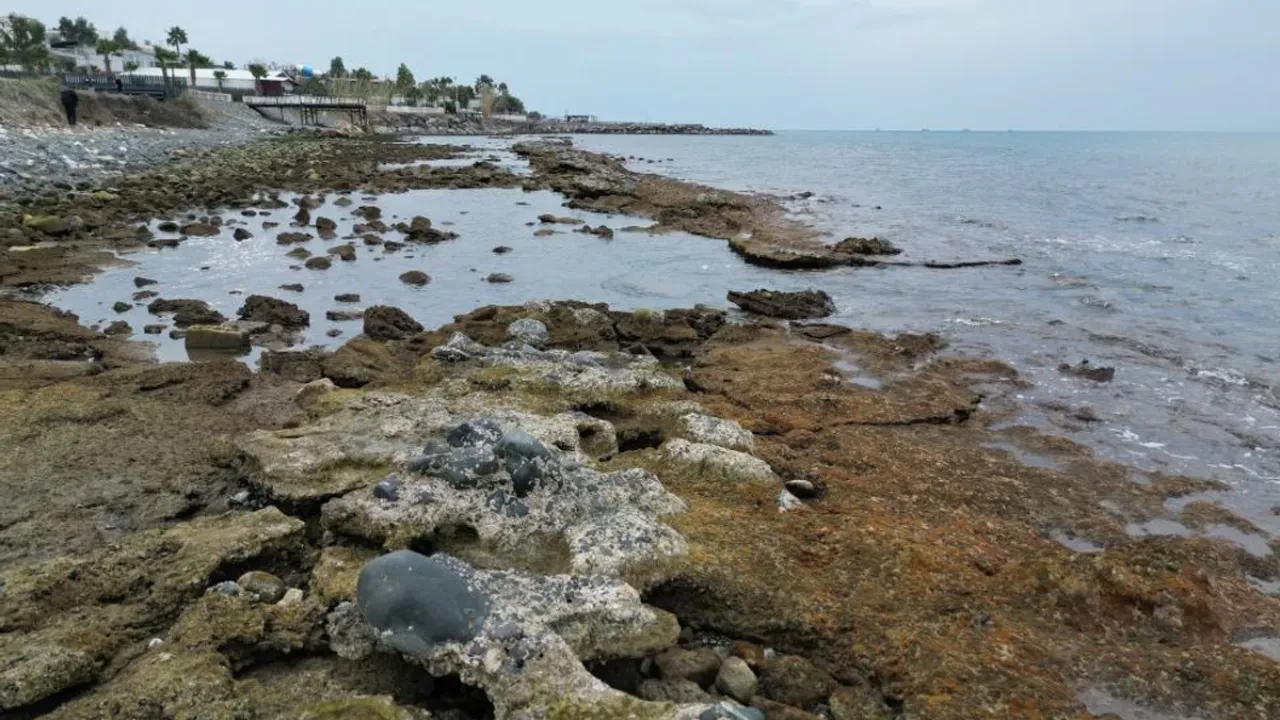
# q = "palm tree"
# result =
<box><xmin>153</xmin><ymin>46</ymin><xmax>178</xmax><ymax>84</ymax></box>
<box><xmin>166</xmin><ymin>26</ymin><xmax>188</xmax><ymax>55</ymax></box>
<box><xmin>184</xmin><ymin>49</ymin><xmax>210</xmax><ymax>89</ymax></box>
<box><xmin>95</xmin><ymin>39</ymin><xmax>121</xmax><ymax>74</ymax></box>
<box><xmin>498</xmin><ymin>82</ymin><xmax>508</xmax><ymax>95</ymax></box>
<box><xmin>212</xmin><ymin>70</ymin><xmax>227</xmax><ymax>90</ymax></box>
<box><xmin>474</xmin><ymin>74</ymin><xmax>494</xmax><ymax>93</ymax></box>
<box><xmin>247</xmin><ymin>63</ymin><xmax>267</xmax><ymax>95</ymax></box>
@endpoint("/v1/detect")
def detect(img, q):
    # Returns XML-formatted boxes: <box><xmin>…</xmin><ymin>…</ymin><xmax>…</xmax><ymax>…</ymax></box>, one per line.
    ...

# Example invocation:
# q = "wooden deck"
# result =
<box><xmin>244</xmin><ymin>95</ymin><xmax>369</xmax><ymax>126</ymax></box>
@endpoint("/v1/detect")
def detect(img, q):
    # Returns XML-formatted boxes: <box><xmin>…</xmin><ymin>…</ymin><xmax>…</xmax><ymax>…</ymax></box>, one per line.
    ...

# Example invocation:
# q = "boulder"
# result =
<box><xmin>829</xmin><ymin>686</ymin><xmax>893</xmax><ymax>720</ymax></box>
<box><xmin>654</xmin><ymin>647</ymin><xmax>722</xmax><ymax>688</ymax></box>
<box><xmin>305</xmin><ymin>256</ymin><xmax>332</xmax><ymax>270</ymax></box>
<box><xmin>143</xmin><ymin>324</ymin><xmax>166</xmax><ymax>335</ymax></box>
<box><xmin>727</xmin><ymin>289</ymin><xmax>836</xmax><ymax>320</ymax></box>
<box><xmin>315</xmin><ymin>216</ymin><xmax>337</xmax><ymax>234</ymax></box>
<box><xmin>276</xmin><ymin>232</ymin><xmax>312</xmax><ymax>245</ymax></box>
<box><xmin>399</xmin><ymin>270</ymin><xmax>430</xmax><ymax>286</ymax></box>
<box><xmin>356</xmin><ymin>550</ymin><xmax>490</xmax><ymax>655</ymax></box>
<box><xmin>363</xmin><ymin>305</ymin><xmax>423</xmax><ymax>341</ymax></box>
<box><xmin>232</xmin><ymin>228</ymin><xmax>253</xmax><ymax>241</ymax></box>
<box><xmin>112</xmin><ymin>301</ymin><xmax>131</xmax><ymax>313</ymax></box>
<box><xmin>485</xmin><ymin>273</ymin><xmax>514</xmax><ymax>283</ymax></box>
<box><xmin>285</xmin><ymin>247</ymin><xmax>311</xmax><ymax>259</ymax></box>
<box><xmin>22</xmin><ymin>215</ymin><xmax>76</xmax><ymax>235</ymax></box>
<box><xmin>180</xmin><ymin>222</ymin><xmax>219</xmax><ymax>237</ymax></box>
<box><xmin>328</xmin><ymin>244</ymin><xmax>357</xmax><ymax>262</ymax></box>
<box><xmin>506</xmin><ymin>318</ymin><xmax>550</xmax><ymax>347</ymax></box>
<box><xmin>148</xmin><ymin>299</ymin><xmax>226</xmax><ymax>327</ymax></box>
<box><xmin>183</xmin><ymin>323</ymin><xmax>255</xmax><ymax>350</ymax></box>
<box><xmin>335</xmin><ymin>293</ymin><xmax>361</xmax><ymax>303</ymax></box>
<box><xmin>237</xmin><ymin>571</ymin><xmax>287</xmax><ymax>603</ymax></box>
<box><xmin>278</xmin><ymin>283</ymin><xmax>304</xmax><ymax>293</ymax></box>
<box><xmin>237</xmin><ymin>295</ymin><xmax>310</xmax><ymax>329</ymax></box>
<box><xmin>354</xmin><ymin>205</ymin><xmax>382</xmax><ymax>220</ymax></box>
<box><xmin>716</xmin><ymin>656</ymin><xmax>759</xmax><ymax>704</ymax></box>
<box><xmin>492</xmin><ymin>245</ymin><xmax>513</xmax><ymax>254</ymax></box>
<box><xmin>133</xmin><ymin>276</ymin><xmax>158</xmax><ymax>288</ymax></box>
<box><xmin>103</xmin><ymin>320</ymin><xmax>131</xmax><ymax>336</ymax></box>
<box><xmin>832</xmin><ymin>237</ymin><xmax>901</xmax><ymax>256</ymax></box>
<box><xmin>578</xmin><ymin>224</ymin><xmax>615</xmax><ymax>239</ymax></box>
<box><xmin>677</xmin><ymin>413</ymin><xmax>755</xmax><ymax>452</ymax></box>
<box><xmin>259</xmin><ymin>349</ymin><xmax>326</xmax><ymax>383</ymax></box>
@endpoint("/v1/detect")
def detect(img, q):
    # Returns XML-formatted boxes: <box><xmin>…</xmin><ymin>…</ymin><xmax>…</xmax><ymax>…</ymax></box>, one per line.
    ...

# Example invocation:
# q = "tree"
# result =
<box><xmin>443</xmin><ymin>99</ymin><xmax>457</xmax><ymax>115</ymax></box>
<box><xmin>248</xmin><ymin>63</ymin><xmax>268</xmax><ymax>94</ymax></box>
<box><xmin>404</xmin><ymin>86</ymin><xmax>422</xmax><ymax>107</ymax></box>
<box><xmin>57</xmin><ymin>16</ymin><xmax>98</xmax><ymax>46</ymax></box>
<box><xmin>1</xmin><ymin>14</ymin><xmax>51</xmax><ymax>70</ymax></box>
<box><xmin>184</xmin><ymin>49</ymin><xmax>210</xmax><ymax>89</ymax></box>
<box><xmin>154</xmin><ymin>46</ymin><xmax>178</xmax><ymax>84</ymax></box>
<box><xmin>112</xmin><ymin>27</ymin><xmax>138</xmax><ymax>50</ymax></box>
<box><xmin>166</xmin><ymin>26</ymin><xmax>188</xmax><ymax>55</ymax></box>
<box><xmin>395</xmin><ymin>63</ymin><xmax>415</xmax><ymax>92</ymax></box>
<box><xmin>351</xmin><ymin>67</ymin><xmax>374</xmax><ymax>82</ymax></box>
<box><xmin>474</xmin><ymin>74</ymin><xmax>494</xmax><ymax>93</ymax></box>
<box><xmin>221</xmin><ymin>60</ymin><xmax>234</xmax><ymax>70</ymax></box>
<box><xmin>329</xmin><ymin>56</ymin><xmax>346</xmax><ymax>78</ymax></box>
<box><xmin>498</xmin><ymin>82</ymin><xmax>508</xmax><ymax>95</ymax></box>
<box><xmin>212</xmin><ymin>70</ymin><xmax>227</xmax><ymax>90</ymax></box>
<box><xmin>493</xmin><ymin>93</ymin><xmax>525</xmax><ymax>114</ymax></box>
<box><xmin>96</xmin><ymin>39</ymin><xmax>122</xmax><ymax>74</ymax></box>
<box><xmin>123</xmin><ymin>60</ymin><xmax>139</xmax><ymax>72</ymax></box>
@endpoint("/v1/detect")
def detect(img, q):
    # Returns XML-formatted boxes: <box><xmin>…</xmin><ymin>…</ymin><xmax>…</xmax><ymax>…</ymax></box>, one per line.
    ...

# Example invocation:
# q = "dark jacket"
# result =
<box><xmin>60</xmin><ymin>88</ymin><xmax>79</xmax><ymax>108</ymax></box>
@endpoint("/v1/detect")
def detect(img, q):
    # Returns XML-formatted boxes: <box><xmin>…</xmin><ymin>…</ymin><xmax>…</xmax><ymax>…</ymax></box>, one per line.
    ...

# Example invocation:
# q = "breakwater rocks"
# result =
<box><xmin>525</xmin><ymin>122</ymin><xmax>772</xmax><ymax>136</ymax></box>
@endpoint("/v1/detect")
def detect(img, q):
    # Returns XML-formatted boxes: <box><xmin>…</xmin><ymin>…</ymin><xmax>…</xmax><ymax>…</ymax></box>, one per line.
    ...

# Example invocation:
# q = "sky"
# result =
<box><xmin>11</xmin><ymin>0</ymin><xmax>1280</xmax><ymax>130</ymax></box>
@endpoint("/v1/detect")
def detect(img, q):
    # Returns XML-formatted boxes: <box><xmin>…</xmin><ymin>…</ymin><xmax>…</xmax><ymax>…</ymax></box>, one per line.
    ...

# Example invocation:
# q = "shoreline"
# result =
<box><xmin>2</xmin><ymin>130</ymin><xmax>1279</xmax><ymax>719</ymax></box>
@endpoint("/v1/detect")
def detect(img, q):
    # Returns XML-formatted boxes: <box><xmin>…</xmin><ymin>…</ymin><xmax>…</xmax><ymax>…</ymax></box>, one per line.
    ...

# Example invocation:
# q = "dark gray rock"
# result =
<box><xmin>356</xmin><ymin>550</ymin><xmax>489</xmax><ymax>655</ymax></box>
<box><xmin>374</xmin><ymin>477</ymin><xmax>401</xmax><ymax>501</ymax></box>
<box><xmin>638</xmin><ymin>678</ymin><xmax>713</xmax><ymax>704</ymax></box>
<box><xmin>399</xmin><ymin>270</ymin><xmax>431</xmax><ymax>286</ymax></box>
<box><xmin>112</xmin><ymin>301</ymin><xmax>131</xmax><ymax>313</ymax></box>
<box><xmin>238</xmin><ymin>294</ymin><xmax>310</xmax><ymax>328</ymax></box>
<box><xmin>233</xmin><ymin>227</ymin><xmax>253</xmax><ymax>241</ymax></box>
<box><xmin>133</xmin><ymin>276</ymin><xmax>158</xmax><ymax>288</ymax></box>
<box><xmin>335</xmin><ymin>293</ymin><xmax>361</xmax><ymax>303</ymax></box>
<box><xmin>485</xmin><ymin>273</ymin><xmax>514</xmax><ymax>284</ymax></box>
<box><xmin>446</xmin><ymin>419</ymin><xmax>504</xmax><ymax>448</ymax></box>
<box><xmin>408</xmin><ymin>446</ymin><xmax>501</xmax><ymax>489</ymax></box>
<box><xmin>497</xmin><ymin>429</ymin><xmax>554</xmax><ymax>496</ymax></box>
<box><xmin>727</xmin><ymin>289</ymin><xmax>836</xmax><ymax>320</ymax></box>
<box><xmin>655</xmin><ymin>647</ymin><xmax>722</xmax><ymax>688</ymax></box>
<box><xmin>1057</xmin><ymin>360</ymin><xmax>1115</xmax><ymax>383</ymax></box>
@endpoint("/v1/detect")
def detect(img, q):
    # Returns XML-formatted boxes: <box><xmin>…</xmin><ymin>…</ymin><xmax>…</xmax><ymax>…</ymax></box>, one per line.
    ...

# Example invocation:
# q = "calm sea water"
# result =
<box><xmin>48</xmin><ymin>131</ymin><xmax>1280</xmax><ymax>539</ymax></box>
<box><xmin>572</xmin><ymin>131</ymin><xmax>1280</xmax><ymax>535</ymax></box>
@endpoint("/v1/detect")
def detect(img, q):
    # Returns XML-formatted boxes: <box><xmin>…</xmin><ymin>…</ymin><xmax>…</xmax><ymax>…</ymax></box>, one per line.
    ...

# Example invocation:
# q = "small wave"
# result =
<box><xmin>1191</xmin><ymin>367</ymin><xmax>1249</xmax><ymax>386</ymax></box>
<box><xmin>1116</xmin><ymin>215</ymin><xmax>1160</xmax><ymax>223</ymax></box>
<box><xmin>1079</xmin><ymin>295</ymin><xmax>1118</xmax><ymax>312</ymax></box>
<box><xmin>1112</xmin><ymin>427</ymin><xmax>1167</xmax><ymax>449</ymax></box>
<box><xmin>946</xmin><ymin>317</ymin><xmax>1004</xmax><ymax>327</ymax></box>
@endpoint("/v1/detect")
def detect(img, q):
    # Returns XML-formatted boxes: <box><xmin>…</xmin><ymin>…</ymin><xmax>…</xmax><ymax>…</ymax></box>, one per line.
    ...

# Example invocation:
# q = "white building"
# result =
<box><xmin>48</xmin><ymin>43</ymin><xmax>159</xmax><ymax>72</ymax></box>
<box><xmin>129</xmin><ymin>67</ymin><xmax>293</xmax><ymax>92</ymax></box>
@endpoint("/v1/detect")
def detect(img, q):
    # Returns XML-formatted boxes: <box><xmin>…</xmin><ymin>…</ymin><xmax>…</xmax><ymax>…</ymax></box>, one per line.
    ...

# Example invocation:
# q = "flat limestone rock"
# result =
<box><xmin>662</xmin><ymin>439</ymin><xmax>776</xmax><ymax>484</ymax></box>
<box><xmin>676</xmin><ymin>413</ymin><xmax>755</xmax><ymax>452</ymax></box>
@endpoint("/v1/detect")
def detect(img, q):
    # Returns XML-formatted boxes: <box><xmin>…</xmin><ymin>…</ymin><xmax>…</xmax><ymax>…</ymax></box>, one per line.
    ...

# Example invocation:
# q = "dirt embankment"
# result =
<box><xmin>0</xmin><ymin>77</ymin><xmax>210</xmax><ymax>129</ymax></box>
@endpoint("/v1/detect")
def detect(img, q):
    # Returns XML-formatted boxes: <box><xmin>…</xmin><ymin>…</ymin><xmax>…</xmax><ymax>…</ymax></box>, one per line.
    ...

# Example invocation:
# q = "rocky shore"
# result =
<box><xmin>2</xmin><ymin>130</ymin><xmax>1279</xmax><ymax>720</ymax></box>
<box><xmin>369</xmin><ymin>111</ymin><xmax>771</xmax><ymax>137</ymax></box>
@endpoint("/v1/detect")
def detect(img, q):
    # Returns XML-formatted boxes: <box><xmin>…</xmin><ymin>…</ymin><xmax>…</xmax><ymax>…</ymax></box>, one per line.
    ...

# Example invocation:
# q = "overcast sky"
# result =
<box><xmin>13</xmin><ymin>1</ymin><xmax>1279</xmax><ymax>130</ymax></box>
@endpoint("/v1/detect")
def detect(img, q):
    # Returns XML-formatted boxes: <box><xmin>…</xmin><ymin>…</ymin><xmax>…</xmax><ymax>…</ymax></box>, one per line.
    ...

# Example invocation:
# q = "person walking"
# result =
<box><xmin>59</xmin><ymin>87</ymin><xmax>79</xmax><ymax>126</ymax></box>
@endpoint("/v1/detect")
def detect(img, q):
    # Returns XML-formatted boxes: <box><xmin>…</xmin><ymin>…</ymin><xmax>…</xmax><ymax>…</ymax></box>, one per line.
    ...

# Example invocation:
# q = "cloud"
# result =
<box><xmin>7</xmin><ymin>0</ymin><xmax>1279</xmax><ymax>129</ymax></box>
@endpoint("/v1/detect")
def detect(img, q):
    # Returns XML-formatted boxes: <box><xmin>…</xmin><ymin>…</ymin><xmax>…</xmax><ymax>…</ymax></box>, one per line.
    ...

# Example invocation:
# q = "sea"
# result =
<box><xmin>48</xmin><ymin>130</ymin><xmax>1280</xmax><ymax>537</ymax></box>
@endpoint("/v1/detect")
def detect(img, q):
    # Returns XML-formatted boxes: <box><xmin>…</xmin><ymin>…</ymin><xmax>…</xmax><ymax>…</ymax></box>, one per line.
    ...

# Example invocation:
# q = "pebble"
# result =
<box><xmin>374</xmin><ymin>477</ymin><xmax>401</xmax><ymax>501</ymax></box>
<box><xmin>206</xmin><ymin>580</ymin><xmax>241</xmax><ymax>597</ymax></box>
<box><xmin>278</xmin><ymin>588</ymin><xmax>305</xmax><ymax>606</ymax></box>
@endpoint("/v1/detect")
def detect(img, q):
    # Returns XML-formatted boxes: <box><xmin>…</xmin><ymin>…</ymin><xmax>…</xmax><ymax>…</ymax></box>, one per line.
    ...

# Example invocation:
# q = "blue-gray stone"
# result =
<box><xmin>374</xmin><ymin>477</ymin><xmax>401</xmax><ymax>501</ymax></box>
<box><xmin>207</xmin><ymin>580</ymin><xmax>241</xmax><ymax>597</ymax></box>
<box><xmin>699</xmin><ymin>702</ymin><xmax>766</xmax><ymax>720</ymax></box>
<box><xmin>408</xmin><ymin>447</ymin><xmax>500</xmax><ymax>489</ymax></box>
<box><xmin>356</xmin><ymin>550</ymin><xmax>489</xmax><ymax>656</ymax></box>
<box><xmin>497</xmin><ymin>429</ymin><xmax>555</xmax><ymax>496</ymax></box>
<box><xmin>446</xmin><ymin>419</ymin><xmax>503</xmax><ymax>448</ymax></box>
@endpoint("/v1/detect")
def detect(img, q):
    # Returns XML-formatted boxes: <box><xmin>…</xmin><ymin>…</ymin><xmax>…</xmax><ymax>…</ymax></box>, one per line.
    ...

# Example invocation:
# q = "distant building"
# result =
<box><xmin>565</xmin><ymin>114</ymin><xmax>597</xmax><ymax>123</ymax></box>
<box><xmin>47</xmin><ymin>34</ymin><xmax>159</xmax><ymax>72</ymax></box>
<box><xmin>128</xmin><ymin>67</ymin><xmax>295</xmax><ymax>94</ymax></box>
